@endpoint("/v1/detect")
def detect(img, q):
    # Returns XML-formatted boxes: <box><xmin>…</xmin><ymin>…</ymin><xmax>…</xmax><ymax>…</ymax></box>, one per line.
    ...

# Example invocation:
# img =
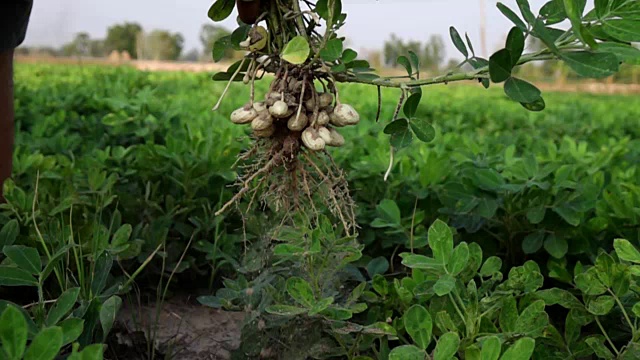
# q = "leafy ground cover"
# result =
<box><xmin>1</xmin><ymin>63</ymin><xmax>640</xmax><ymax>359</ymax></box>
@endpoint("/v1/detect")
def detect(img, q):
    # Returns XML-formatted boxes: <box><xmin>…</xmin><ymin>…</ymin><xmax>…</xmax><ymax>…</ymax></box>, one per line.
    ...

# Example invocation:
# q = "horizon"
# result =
<box><xmin>20</xmin><ymin>0</ymin><xmax>578</xmax><ymax>61</ymax></box>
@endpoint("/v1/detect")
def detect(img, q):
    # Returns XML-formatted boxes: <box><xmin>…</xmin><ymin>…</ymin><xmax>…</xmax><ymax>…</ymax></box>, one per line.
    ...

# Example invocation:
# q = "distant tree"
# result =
<box><xmin>423</xmin><ymin>35</ymin><xmax>445</xmax><ymax>71</ymax></box>
<box><xmin>89</xmin><ymin>40</ymin><xmax>106</xmax><ymax>57</ymax></box>
<box><xmin>200</xmin><ymin>24</ymin><xmax>232</xmax><ymax>61</ymax></box>
<box><xmin>142</xmin><ymin>30</ymin><xmax>184</xmax><ymax>60</ymax></box>
<box><xmin>181</xmin><ymin>48</ymin><xmax>200</xmax><ymax>62</ymax></box>
<box><xmin>61</xmin><ymin>32</ymin><xmax>91</xmax><ymax>57</ymax></box>
<box><xmin>105</xmin><ymin>22</ymin><xmax>142</xmax><ymax>59</ymax></box>
<box><xmin>383</xmin><ymin>34</ymin><xmax>404</xmax><ymax>67</ymax></box>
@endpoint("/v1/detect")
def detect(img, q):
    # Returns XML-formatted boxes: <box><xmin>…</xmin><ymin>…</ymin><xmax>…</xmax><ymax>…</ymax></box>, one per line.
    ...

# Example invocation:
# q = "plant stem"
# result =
<box><xmin>332</xmin><ymin>52</ymin><xmax>557</xmax><ymax>89</ymax></box>
<box><xmin>595</xmin><ymin>317</ymin><xmax>620</xmax><ymax>356</ymax></box>
<box><xmin>609</xmin><ymin>289</ymin><xmax>636</xmax><ymax>334</ymax></box>
<box><xmin>449</xmin><ymin>293</ymin><xmax>467</xmax><ymax>329</ymax></box>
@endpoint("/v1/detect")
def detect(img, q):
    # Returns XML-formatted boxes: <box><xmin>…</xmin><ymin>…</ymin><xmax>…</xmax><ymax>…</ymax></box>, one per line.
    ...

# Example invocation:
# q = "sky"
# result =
<box><xmin>22</xmin><ymin>0</ymin><xmax>573</xmax><ymax>60</ymax></box>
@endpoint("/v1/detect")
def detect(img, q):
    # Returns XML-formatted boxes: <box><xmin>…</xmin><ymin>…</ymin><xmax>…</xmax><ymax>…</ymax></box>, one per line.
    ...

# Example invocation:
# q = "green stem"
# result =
<box><xmin>595</xmin><ymin>317</ymin><xmax>620</xmax><ymax>356</ymax></box>
<box><xmin>608</xmin><ymin>289</ymin><xmax>636</xmax><ymax>334</ymax></box>
<box><xmin>448</xmin><ymin>293</ymin><xmax>467</xmax><ymax>329</ymax></box>
<box><xmin>332</xmin><ymin>52</ymin><xmax>557</xmax><ymax>89</ymax></box>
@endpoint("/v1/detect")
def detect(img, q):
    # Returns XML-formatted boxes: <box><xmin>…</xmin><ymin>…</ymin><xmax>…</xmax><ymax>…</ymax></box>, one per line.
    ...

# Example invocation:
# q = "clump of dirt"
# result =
<box><xmin>110</xmin><ymin>296</ymin><xmax>245</xmax><ymax>360</ymax></box>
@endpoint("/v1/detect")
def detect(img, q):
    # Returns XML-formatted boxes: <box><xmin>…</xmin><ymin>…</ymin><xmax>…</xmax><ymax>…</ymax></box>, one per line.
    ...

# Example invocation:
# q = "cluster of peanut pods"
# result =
<box><xmin>229</xmin><ymin>86</ymin><xmax>360</xmax><ymax>151</ymax></box>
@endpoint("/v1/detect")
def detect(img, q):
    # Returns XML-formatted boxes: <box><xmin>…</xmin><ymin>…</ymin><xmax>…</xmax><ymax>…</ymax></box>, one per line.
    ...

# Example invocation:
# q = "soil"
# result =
<box><xmin>110</xmin><ymin>296</ymin><xmax>245</xmax><ymax>360</ymax></box>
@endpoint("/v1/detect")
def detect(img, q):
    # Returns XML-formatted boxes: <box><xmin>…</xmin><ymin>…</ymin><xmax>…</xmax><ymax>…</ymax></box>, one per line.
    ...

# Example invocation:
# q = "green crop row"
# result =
<box><xmin>1</xmin><ymin>64</ymin><xmax>639</xmax><ymax>358</ymax></box>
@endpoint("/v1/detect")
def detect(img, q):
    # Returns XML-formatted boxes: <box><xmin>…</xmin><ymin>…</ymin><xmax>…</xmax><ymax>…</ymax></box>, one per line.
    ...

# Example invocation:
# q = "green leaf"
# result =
<box><xmin>90</xmin><ymin>252</ymin><xmax>112</xmax><ymax>296</ymax></box>
<box><xmin>480</xmin><ymin>257</ymin><xmax>502</xmax><ymax>277</ymax></box>
<box><xmin>505</xmin><ymin>27</ymin><xmax>525</xmax><ymax>66</ymax></box>
<box><xmin>434</xmin><ymin>332</ymin><xmax>460</xmax><ymax>360</ymax></box>
<box><xmin>603</xmin><ymin>19</ymin><xmax>640</xmax><ymax>42</ymax></box>
<box><xmin>211</xmin><ymin>37</ymin><xmax>230</xmax><ymax>62</ymax></box>
<box><xmin>286</xmin><ymin>277</ymin><xmax>315</xmax><ymax>307</ymax></box>
<box><xmin>320</xmin><ymin>38</ymin><xmax>343</xmax><ymax>62</ymax></box>
<box><xmin>544</xmin><ymin>234</ymin><xmax>568</xmax><ymax>259</ymax></box>
<box><xmin>111</xmin><ymin>224</ymin><xmax>132</xmax><ymax>247</ymax></box>
<box><xmin>41</xmin><ymin>245</ymin><xmax>72</xmax><ymax>282</ymax></box>
<box><xmin>59</xmin><ymin>318</ymin><xmax>84</xmax><ymax>346</ymax></box>
<box><xmin>561</xmin><ymin>51</ymin><xmax>619</xmax><ymax>78</ymax></box>
<box><xmin>99</xmin><ymin>295</ymin><xmax>122</xmax><ymax>342</ymax></box>
<box><xmin>0</xmin><ymin>305</ymin><xmax>28</xmax><ymax>359</ymax></box>
<box><xmin>481</xmin><ymin>336</ymin><xmax>501</xmax><ymax>360</ymax></box>
<box><xmin>587</xmin><ymin>295</ymin><xmax>615</xmax><ymax>316</ymax></box>
<box><xmin>450</xmin><ymin>26</ymin><xmax>468</xmax><ymax>58</ymax></box>
<box><xmin>447</xmin><ymin>243</ymin><xmax>469</xmax><ymax>276</ymax></box>
<box><xmin>429</xmin><ymin>220</ymin><xmax>454</xmax><ymax>264</ymax></box>
<box><xmin>500</xmin><ymin>296</ymin><xmax>518</xmax><ymax>333</ymax></box>
<box><xmin>0</xmin><ymin>220</ymin><xmax>19</xmax><ymax>248</ymax></box>
<box><xmin>208</xmin><ymin>0</ymin><xmax>235</xmax><ymax>22</ymax></box>
<box><xmin>597</xmin><ymin>42</ymin><xmax>640</xmax><ymax>64</ymax></box>
<box><xmin>46</xmin><ymin>287</ymin><xmax>81</xmax><ymax>327</ymax></box>
<box><xmin>384</xmin><ymin>118</ymin><xmax>409</xmax><ymax>135</ymax></box>
<box><xmin>309</xmin><ymin>297</ymin><xmax>334</xmax><ymax>316</ymax></box>
<box><xmin>500</xmin><ymin>338</ymin><xmax>535</xmax><ymax>360</ymax></box>
<box><xmin>377</xmin><ymin>199</ymin><xmax>401</xmax><ymax>225</ymax></box>
<box><xmin>366</xmin><ymin>257</ymin><xmax>389</xmax><ymax>278</ymax></box>
<box><xmin>408</xmin><ymin>50</ymin><xmax>421</xmax><ymax>72</ymax></box>
<box><xmin>342</xmin><ymin>49</ymin><xmax>358</xmax><ymax>63</ymax></box>
<box><xmin>390</xmin><ymin>127</ymin><xmax>413</xmax><ymax>149</ymax></box>
<box><xmin>470</xmin><ymin>168</ymin><xmax>505</xmax><ymax>191</ymax></box>
<box><xmin>434</xmin><ymin>274</ymin><xmax>456</xmax><ymax>296</ymax></box>
<box><xmin>281</xmin><ymin>36</ymin><xmax>310</xmax><ymax>65</ymax></box>
<box><xmin>23</xmin><ymin>326</ymin><xmax>63</xmax><ymax>360</ymax></box>
<box><xmin>0</xmin><ymin>265</ymin><xmax>38</xmax><ymax>286</ymax></box>
<box><xmin>585</xmin><ymin>337</ymin><xmax>615</xmax><ymax>360</ymax></box>
<box><xmin>465</xmin><ymin>33</ymin><xmax>476</xmax><ymax>57</ymax></box>
<box><xmin>575</xmin><ymin>268</ymin><xmax>608</xmax><ymax>295</ymax></box>
<box><xmin>404</xmin><ymin>305</ymin><xmax>432</xmax><ymax>350</ymax></box>
<box><xmin>520</xmin><ymin>96</ymin><xmax>546</xmax><ymax>112</ymax></box>
<box><xmin>516</xmin><ymin>0</ymin><xmax>536</xmax><ymax>23</ymax></box>
<box><xmin>389</xmin><ymin>345</ymin><xmax>425</xmax><ymax>360</ymax></box>
<box><xmin>541</xmin><ymin>0</ymin><xmax>568</xmax><ymax>24</ymax></box>
<box><xmin>403</xmin><ymin>93</ymin><xmax>421</xmax><ymax>118</ymax></box>
<box><xmin>523</xmin><ymin>232</ymin><xmax>545</xmax><ymax>254</ymax></box>
<box><xmin>489</xmin><ymin>49</ymin><xmax>514</xmax><ymax>83</ymax></box>
<box><xmin>535</xmin><ymin>288</ymin><xmax>583</xmax><ymax>309</ymax></box>
<box><xmin>3</xmin><ymin>246</ymin><xmax>41</xmax><ymax>275</ymax></box>
<box><xmin>614</xmin><ymin>239</ymin><xmax>640</xmax><ymax>263</ymax></box>
<box><xmin>401</xmin><ymin>254</ymin><xmax>445</xmax><ymax>271</ymax></box>
<box><xmin>563</xmin><ymin>0</ymin><xmax>589</xmax><ymax>46</ymax></box>
<box><xmin>397</xmin><ymin>55</ymin><xmax>413</xmax><ymax>76</ymax></box>
<box><xmin>553</xmin><ymin>205</ymin><xmax>581</xmax><ymax>226</ymax></box>
<box><xmin>515</xmin><ymin>301</ymin><xmax>548</xmax><ymax>337</ymax></box>
<box><xmin>504</xmin><ymin>77</ymin><xmax>541</xmax><ymax>104</ymax></box>
<box><xmin>265</xmin><ymin>305</ymin><xmax>307</xmax><ymax>316</ymax></box>
<box><xmin>410</xmin><ymin>118</ymin><xmax>436</xmax><ymax>143</ymax></box>
<box><xmin>497</xmin><ymin>3</ymin><xmax>528</xmax><ymax>31</ymax></box>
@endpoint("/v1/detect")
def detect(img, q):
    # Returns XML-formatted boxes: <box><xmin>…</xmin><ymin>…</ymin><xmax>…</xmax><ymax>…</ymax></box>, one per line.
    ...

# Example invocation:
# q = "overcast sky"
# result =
<box><xmin>22</xmin><ymin>0</ymin><xmax>576</xmax><ymax>59</ymax></box>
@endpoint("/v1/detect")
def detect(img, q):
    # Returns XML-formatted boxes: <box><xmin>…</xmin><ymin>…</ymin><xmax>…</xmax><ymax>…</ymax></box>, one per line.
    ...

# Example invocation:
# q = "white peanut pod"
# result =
<box><xmin>332</xmin><ymin>104</ymin><xmax>360</xmax><ymax>126</ymax></box>
<box><xmin>253</xmin><ymin>125</ymin><xmax>275</xmax><ymax>138</ymax></box>
<box><xmin>253</xmin><ymin>102</ymin><xmax>267</xmax><ymax>112</ymax></box>
<box><xmin>301</xmin><ymin>128</ymin><xmax>326</xmax><ymax>151</ymax></box>
<box><xmin>318</xmin><ymin>93</ymin><xmax>334</xmax><ymax>108</ymax></box>
<box><xmin>327</xmin><ymin>127</ymin><xmax>345</xmax><ymax>147</ymax></box>
<box><xmin>230</xmin><ymin>106</ymin><xmax>258</xmax><ymax>124</ymax></box>
<box><xmin>318</xmin><ymin>127</ymin><xmax>332</xmax><ymax>144</ymax></box>
<box><xmin>317</xmin><ymin>111</ymin><xmax>330</xmax><ymax>126</ymax></box>
<box><xmin>251</xmin><ymin>111</ymin><xmax>273</xmax><ymax>131</ymax></box>
<box><xmin>269</xmin><ymin>100</ymin><xmax>290</xmax><ymax>118</ymax></box>
<box><xmin>287</xmin><ymin>112</ymin><xmax>308</xmax><ymax>131</ymax></box>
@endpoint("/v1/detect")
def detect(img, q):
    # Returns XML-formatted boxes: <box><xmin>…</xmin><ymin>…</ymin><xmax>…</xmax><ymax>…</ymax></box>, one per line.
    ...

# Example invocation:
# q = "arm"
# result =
<box><xmin>0</xmin><ymin>49</ymin><xmax>14</xmax><ymax>202</ymax></box>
